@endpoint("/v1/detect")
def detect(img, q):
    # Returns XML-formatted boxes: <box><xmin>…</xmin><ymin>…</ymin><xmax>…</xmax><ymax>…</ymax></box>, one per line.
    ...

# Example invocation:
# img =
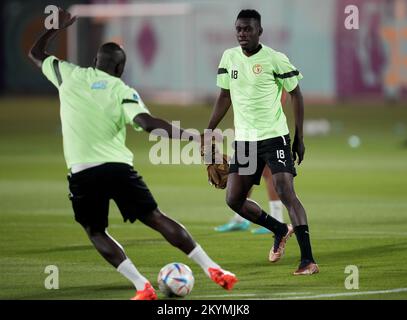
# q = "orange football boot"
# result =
<box><xmin>130</xmin><ymin>282</ymin><xmax>158</xmax><ymax>300</ymax></box>
<box><xmin>208</xmin><ymin>268</ymin><xmax>238</xmax><ymax>290</ymax></box>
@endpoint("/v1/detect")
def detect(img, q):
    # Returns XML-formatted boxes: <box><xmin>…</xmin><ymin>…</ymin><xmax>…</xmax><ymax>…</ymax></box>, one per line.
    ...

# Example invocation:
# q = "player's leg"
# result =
<box><xmin>225</xmin><ymin>172</ymin><xmax>288</xmax><ymax>236</ymax></box>
<box><xmin>214</xmin><ymin>188</ymin><xmax>252</xmax><ymax>232</ymax></box>
<box><xmin>264</xmin><ymin>166</ymin><xmax>284</xmax><ymax>222</ymax></box>
<box><xmin>251</xmin><ymin>167</ymin><xmax>284</xmax><ymax>234</ymax></box>
<box><xmin>257</xmin><ymin>135</ymin><xmax>297</xmax><ymax>263</ymax></box>
<box><xmin>68</xmin><ymin>164</ymin><xmax>156</xmax><ymax>300</ymax></box>
<box><xmin>113</xmin><ymin>165</ymin><xmax>237</xmax><ymax>290</ymax></box>
<box><xmin>271</xmin><ymin>172</ymin><xmax>319</xmax><ymax>275</ymax></box>
<box><xmin>84</xmin><ymin>227</ymin><xmax>156</xmax><ymax>299</ymax></box>
<box><xmin>83</xmin><ymin>226</ymin><xmax>155</xmax><ymax>297</ymax></box>
<box><xmin>138</xmin><ymin>208</ymin><xmax>237</xmax><ymax>290</ymax></box>
<box><xmin>84</xmin><ymin>227</ymin><xmax>126</xmax><ymax>267</ymax></box>
<box><xmin>138</xmin><ymin>208</ymin><xmax>196</xmax><ymax>253</ymax></box>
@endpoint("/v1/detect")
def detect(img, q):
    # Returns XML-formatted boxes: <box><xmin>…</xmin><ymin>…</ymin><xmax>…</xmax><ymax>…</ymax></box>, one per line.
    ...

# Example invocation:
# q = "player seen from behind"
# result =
<box><xmin>28</xmin><ymin>8</ymin><xmax>237</xmax><ymax>300</ymax></box>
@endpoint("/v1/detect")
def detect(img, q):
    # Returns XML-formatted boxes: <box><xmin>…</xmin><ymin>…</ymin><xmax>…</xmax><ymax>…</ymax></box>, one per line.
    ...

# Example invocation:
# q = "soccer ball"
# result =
<box><xmin>157</xmin><ymin>262</ymin><xmax>194</xmax><ymax>297</ymax></box>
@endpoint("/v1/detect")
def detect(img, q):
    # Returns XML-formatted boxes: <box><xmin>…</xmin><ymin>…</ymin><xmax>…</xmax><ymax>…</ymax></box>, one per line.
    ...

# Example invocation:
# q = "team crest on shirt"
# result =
<box><xmin>252</xmin><ymin>64</ymin><xmax>263</xmax><ymax>75</ymax></box>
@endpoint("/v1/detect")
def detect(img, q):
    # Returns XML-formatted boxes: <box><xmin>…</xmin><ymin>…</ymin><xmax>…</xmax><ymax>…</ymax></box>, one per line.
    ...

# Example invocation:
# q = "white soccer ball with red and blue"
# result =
<box><xmin>157</xmin><ymin>262</ymin><xmax>194</xmax><ymax>297</ymax></box>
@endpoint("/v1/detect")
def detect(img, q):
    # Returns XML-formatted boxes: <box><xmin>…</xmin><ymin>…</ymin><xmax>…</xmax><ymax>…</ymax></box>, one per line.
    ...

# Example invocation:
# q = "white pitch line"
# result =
<box><xmin>194</xmin><ymin>288</ymin><xmax>407</xmax><ymax>300</ymax></box>
<box><xmin>271</xmin><ymin>288</ymin><xmax>407</xmax><ymax>300</ymax></box>
<box><xmin>273</xmin><ymin>292</ymin><xmax>313</xmax><ymax>296</ymax></box>
<box><xmin>194</xmin><ymin>292</ymin><xmax>311</xmax><ymax>298</ymax></box>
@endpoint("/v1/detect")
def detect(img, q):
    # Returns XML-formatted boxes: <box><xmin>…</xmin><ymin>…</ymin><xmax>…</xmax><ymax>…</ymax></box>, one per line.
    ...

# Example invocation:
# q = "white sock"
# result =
<box><xmin>188</xmin><ymin>244</ymin><xmax>221</xmax><ymax>276</ymax></box>
<box><xmin>231</xmin><ymin>213</ymin><xmax>246</xmax><ymax>223</ymax></box>
<box><xmin>269</xmin><ymin>200</ymin><xmax>284</xmax><ymax>223</ymax></box>
<box><xmin>117</xmin><ymin>258</ymin><xmax>149</xmax><ymax>291</ymax></box>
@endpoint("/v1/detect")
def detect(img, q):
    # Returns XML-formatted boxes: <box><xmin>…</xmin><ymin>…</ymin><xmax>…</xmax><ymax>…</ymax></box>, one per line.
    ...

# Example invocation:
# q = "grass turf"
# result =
<box><xmin>0</xmin><ymin>97</ymin><xmax>406</xmax><ymax>300</ymax></box>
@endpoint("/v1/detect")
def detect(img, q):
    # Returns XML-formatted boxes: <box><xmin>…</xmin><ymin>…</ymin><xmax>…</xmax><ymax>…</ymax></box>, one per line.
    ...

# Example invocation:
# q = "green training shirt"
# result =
<box><xmin>216</xmin><ymin>44</ymin><xmax>303</xmax><ymax>141</ymax></box>
<box><xmin>42</xmin><ymin>55</ymin><xmax>150</xmax><ymax>169</ymax></box>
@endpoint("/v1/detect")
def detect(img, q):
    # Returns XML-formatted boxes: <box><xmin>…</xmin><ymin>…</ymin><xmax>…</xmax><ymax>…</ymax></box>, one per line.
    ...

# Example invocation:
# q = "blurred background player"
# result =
<box><xmin>215</xmin><ymin>166</ymin><xmax>284</xmax><ymax>234</ymax></box>
<box><xmin>28</xmin><ymin>7</ymin><xmax>237</xmax><ymax>300</ymax></box>
<box><xmin>206</xmin><ymin>9</ymin><xmax>319</xmax><ymax>275</ymax></box>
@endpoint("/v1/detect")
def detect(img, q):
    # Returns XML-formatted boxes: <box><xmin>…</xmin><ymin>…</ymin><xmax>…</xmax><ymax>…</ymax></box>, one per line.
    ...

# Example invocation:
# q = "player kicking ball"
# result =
<box><xmin>28</xmin><ymin>8</ymin><xmax>237</xmax><ymax>300</ymax></box>
<box><xmin>205</xmin><ymin>9</ymin><xmax>319</xmax><ymax>275</ymax></box>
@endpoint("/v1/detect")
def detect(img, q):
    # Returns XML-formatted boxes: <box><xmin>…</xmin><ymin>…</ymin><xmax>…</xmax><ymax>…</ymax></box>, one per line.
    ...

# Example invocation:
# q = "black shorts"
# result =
<box><xmin>229</xmin><ymin>134</ymin><xmax>297</xmax><ymax>185</ymax></box>
<box><xmin>67</xmin><ymin>163</ymin><xmax>158</xmax><ymax>231</ymax></box>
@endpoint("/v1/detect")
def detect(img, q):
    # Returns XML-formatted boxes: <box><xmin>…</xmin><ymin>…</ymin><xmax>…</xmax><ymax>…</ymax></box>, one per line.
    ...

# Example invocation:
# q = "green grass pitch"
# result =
<box><xmin>0</xmin><ymin>97</ymin><xmax>406</xmax><ymax>300</ymax></box>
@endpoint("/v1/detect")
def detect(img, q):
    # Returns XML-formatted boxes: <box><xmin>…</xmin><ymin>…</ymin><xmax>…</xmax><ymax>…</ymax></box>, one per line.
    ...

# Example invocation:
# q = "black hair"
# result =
<box><xmin>97</xmin><ymin>42</ymin><xmax>126</xmax><ymax>62</ymax></box>
<box><xmin>95</xmin><ymin>42</ymin><xmax>126</xmax><ymax>77</ymax></box>
<box><xmin>236</xmin><ymin>9</ymin><xmax>261</xmax><ymax>26</ymax></box>
<box><xmin>99</xmin><ymin>42</ymin><xmax>123</xmax><ymax>52</ymax></box>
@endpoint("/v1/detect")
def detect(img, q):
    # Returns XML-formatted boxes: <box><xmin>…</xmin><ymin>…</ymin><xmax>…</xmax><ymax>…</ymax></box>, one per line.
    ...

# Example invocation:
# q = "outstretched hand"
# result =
<box><xmin>292</xmin><ymin>132</ymin><xmax>305</xmax><ymax>165</ymax></box>
<box><xmin>57</xmin><ymin>7</ymin><xmax>77</xmax><ymax>30</ymax></box>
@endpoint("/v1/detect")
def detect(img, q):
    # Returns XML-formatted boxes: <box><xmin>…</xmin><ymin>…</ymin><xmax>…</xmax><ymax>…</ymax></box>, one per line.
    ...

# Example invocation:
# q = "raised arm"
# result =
<box><xmin>28</xmin><ymin>8</ymin><xmax>76</xmax><ymax>68</ymax></box>
<box><xmin>207</xmin><ymin>88</ymin><xmax>232</xmax><ymax>130</ymax></box>
<box><xmin>288</xmin><ymin>85</ymin><xmax>305</xmax><ymax>165</ymax></box>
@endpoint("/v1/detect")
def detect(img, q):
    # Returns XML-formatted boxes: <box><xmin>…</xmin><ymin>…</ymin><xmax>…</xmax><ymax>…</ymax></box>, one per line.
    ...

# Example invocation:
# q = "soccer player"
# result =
<box><xmin>215</xmin><ymin>167</ymin><xmax>284</xmax><ymax>234</ymax></box>
<box><xmin>28</xmin><ymin>8</ymin><xmax>237</xmax><ymax>300</ymax></box>
<box><xmin>206</xmin><ymin>9</ymin><xmax>319</xmax><ymax>275</ymax></box>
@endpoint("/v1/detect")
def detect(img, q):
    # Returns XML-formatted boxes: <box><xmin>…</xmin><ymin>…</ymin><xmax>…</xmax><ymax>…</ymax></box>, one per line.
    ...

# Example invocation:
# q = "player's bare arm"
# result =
<box><xmin>288</xmin><ymin>85</ymin><xmax>305</xmax><ymax>165</ymax></box>
<box><xmin>207</xmin><ymin>88</ymin><xmax>232</xmax><ymax>130</ymax></box>
<box><xmin>28</xmin><ymin>8</ymin><xmax>76</xmax><ymax>68</ymax></box>
<box><xmin>134</xmin><ymin>113</ymin><xmax>199</xmax><ymax>141</ymax></box>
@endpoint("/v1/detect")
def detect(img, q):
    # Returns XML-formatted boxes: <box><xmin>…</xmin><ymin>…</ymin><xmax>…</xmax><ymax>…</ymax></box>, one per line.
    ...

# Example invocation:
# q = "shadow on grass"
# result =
<box><xmin>11</xmin><ymin>283</ymin><xmax>133</xmax><ymax>300</ymax></box>
<box><xmin>18</xmin><ymin>238</ymin><xmax>169</xmax><ymax>255</ymax></box>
